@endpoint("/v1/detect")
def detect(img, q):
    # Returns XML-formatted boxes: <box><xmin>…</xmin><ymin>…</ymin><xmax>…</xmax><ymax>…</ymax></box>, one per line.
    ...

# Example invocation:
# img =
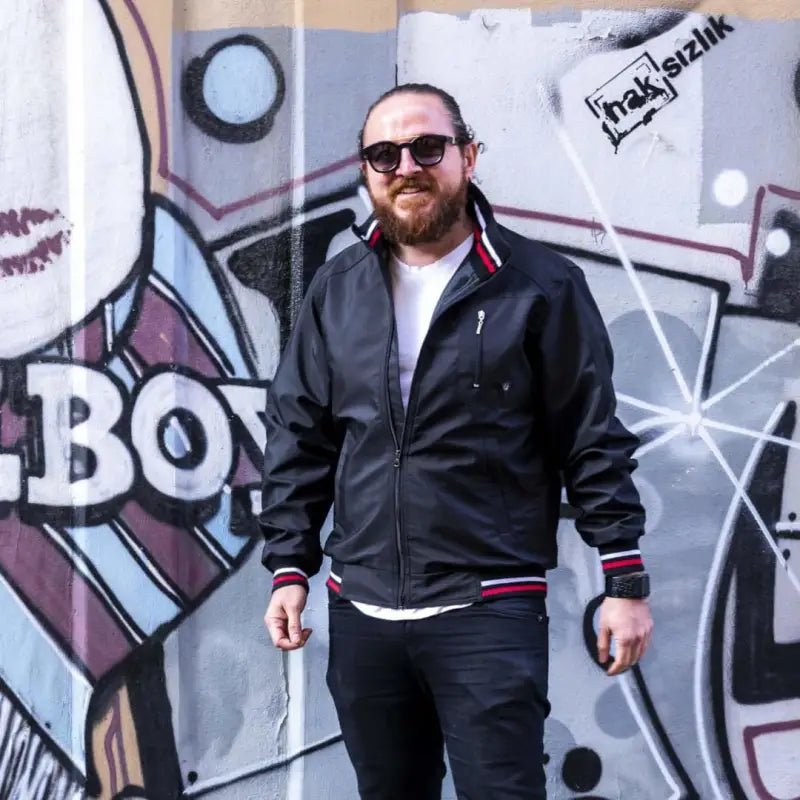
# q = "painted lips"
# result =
<box><xmin>0</xmin><ymin>208</ymin><xmax>71</xmax><ymax>277</ymax></box>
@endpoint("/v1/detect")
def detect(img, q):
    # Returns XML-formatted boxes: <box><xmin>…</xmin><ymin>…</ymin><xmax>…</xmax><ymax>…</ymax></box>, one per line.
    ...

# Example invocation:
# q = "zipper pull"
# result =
<box><xmin>393</xmin><ymin>449</ymin><xmax>401</xmax><ymax>468</ymax></box>
<box><xmin>473</xmin><ymin>310</ymin><xmax>485</xmax><ymax>389</ymax></box>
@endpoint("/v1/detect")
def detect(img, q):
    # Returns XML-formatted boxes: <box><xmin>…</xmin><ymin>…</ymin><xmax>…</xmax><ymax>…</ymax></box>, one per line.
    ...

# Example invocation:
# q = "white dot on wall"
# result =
<box><xmin>713</xmin><ymin>169</ymin><xmax>749</xmax><ymax>207</ymax></box>
<box><xmin>766</xmin><ymin>228</ymin><xmax>792</xmax><ymax>258</ymax></box>
<box><xmin>203</xmin><ymin>43</ymin><xmax>279</xmax><ymax>124</ymax></box>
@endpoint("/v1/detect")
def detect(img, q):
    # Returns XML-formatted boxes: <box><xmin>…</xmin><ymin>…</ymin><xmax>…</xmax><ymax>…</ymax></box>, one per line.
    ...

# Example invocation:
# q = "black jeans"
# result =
<box><xmin>326</xmin><ymin>593</ymin><xmax>550</xmax><ymax>800</ymax></box>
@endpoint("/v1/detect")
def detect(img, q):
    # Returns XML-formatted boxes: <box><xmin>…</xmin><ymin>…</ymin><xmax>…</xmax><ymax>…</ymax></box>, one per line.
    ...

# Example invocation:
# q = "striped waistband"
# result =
<box><xmin>479</xmin><ymin>575</ymin><xmax>547</xmax><ymax>598</ymax></box>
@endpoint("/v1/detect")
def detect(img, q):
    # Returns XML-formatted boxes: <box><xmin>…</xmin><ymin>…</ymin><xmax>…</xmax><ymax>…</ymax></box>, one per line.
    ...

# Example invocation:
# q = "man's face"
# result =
<box><xmin>0</xmin><ymin>0</ymin><xmax>145</xmax><ymax>359</ymax></box>
<box><xmin>361</xmin><ymin>92</ymin><xmax>477</xmax><ymax>245</ymax></box>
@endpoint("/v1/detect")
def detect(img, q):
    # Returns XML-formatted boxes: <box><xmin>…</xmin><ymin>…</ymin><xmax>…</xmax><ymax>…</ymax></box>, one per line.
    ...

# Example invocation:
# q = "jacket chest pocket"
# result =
<box><xmin>458</xmin><ymin>303</ymin><xmax>532</xmax><ymax>408</ymax></box>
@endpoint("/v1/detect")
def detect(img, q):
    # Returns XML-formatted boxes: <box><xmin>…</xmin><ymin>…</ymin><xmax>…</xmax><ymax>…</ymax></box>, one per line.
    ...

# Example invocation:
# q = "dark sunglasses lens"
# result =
<box><xmin>367</xmin><ymin>143</ymin><xmax>400</xmax><ymax>172</ymax></box>
<box><xmin>411</xmin><ymin>135</ymin><xmax>446</xmax><ymax>165</ymax></box>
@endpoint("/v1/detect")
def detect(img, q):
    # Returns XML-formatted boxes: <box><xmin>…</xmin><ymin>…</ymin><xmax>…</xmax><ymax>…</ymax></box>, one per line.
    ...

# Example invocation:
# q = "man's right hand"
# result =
<box><xmin>264</xmin><ymin>585</ymin><xmax>313</xmax><ymax>651</ymax></box>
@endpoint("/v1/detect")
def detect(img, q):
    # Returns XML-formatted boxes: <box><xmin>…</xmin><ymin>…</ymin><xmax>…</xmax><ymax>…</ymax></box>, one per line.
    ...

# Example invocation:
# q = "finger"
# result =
<box><xmin>607</xmin><ymin>640</ymin><xmax>633</xmax><ymax>676</ymax></box>
<box><xmin>274</xmin><ymin>628</ymin><xmax>313</xmax><ymax>652</ymax></box>
<box><xmin>628</xmin><ymin>638</ymin><xmax>644</xmax><ymax>668</ymax></box>
<box><xmin>265</xmin><ymin>614</ymin><xmax>289</xmax><ymax>648</ymax></box>
<box><xmin>596</xmin><ymin>626</ymin><xmax>611</xmax><ymax>665</ymax></box>
<box><xmin>286</xmin><ymin>606</ymin><xmax>304</xmax><ymax>645</ymax></box>
<box><xmin>642</xmin><ymin>623</ymin><xmax>653</xmax><ymax>658</ymax></box>
<box><xmin>631</xmin><ymin>623</ymin><xmax>651</xmax><ymax>665</ymax></box>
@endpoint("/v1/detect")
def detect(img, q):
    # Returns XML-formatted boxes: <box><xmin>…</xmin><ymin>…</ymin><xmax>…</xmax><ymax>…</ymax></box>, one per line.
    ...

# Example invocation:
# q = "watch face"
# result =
<box><xmin>608</xmin><ymin>573</ymin><xmax>650</xmax><ymax>597</ymax></box>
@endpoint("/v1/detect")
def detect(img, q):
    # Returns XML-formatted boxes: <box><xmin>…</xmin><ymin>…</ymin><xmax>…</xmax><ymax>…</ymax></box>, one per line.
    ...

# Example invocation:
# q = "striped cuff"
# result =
<box><xmin>598</xmin><ymin>546</ymin><xmax>645</xmax><ymax>577</ymax></box>
<box><xmin>272</xmin><ymin>567</ymin><xmax>309</xmax><ymax>592</ymax></box>
<box><xmin>480</xmin><ymin>575</ymin><xmax>547</xmax><ymax>598</ymax></box>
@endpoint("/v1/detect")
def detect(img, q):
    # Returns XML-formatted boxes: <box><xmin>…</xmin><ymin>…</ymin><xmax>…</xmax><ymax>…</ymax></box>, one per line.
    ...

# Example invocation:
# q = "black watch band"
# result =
<box><xmin>605</xmin><ymin>571</ymin><xmax>650</xmax><ymax>599</ymax></box>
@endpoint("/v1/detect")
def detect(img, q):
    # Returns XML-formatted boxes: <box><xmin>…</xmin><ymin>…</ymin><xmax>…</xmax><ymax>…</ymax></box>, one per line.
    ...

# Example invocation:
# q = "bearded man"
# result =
<box><xmin>259</xmin><ymin>83</ymin><xmax>653</xmax><ymax>800</ymax></box>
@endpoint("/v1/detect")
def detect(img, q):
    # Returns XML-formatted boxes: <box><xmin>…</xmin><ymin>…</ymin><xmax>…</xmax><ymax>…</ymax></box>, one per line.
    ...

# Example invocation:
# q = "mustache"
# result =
<box><xmin>389</xmin><ymin>177</ymin><xmax>436</xmax><ymax>200</ymax></box>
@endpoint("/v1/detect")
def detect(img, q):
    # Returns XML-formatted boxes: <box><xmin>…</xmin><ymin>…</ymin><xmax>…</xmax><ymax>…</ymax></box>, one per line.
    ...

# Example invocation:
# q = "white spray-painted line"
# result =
<box><xmin>616</xmin><ymin>393</ymin><xmax>684</xmax><ymax>419</ymax></box>
<box><xmin>286</xmin><ymin>12</ymin><xmax>307</xmax><ymax>800</ymax></box>
<box><xmin>698</xmin><ymin>426</ymin><xmax>800</xmax><ymax>595</ymax></box>
<box><xmin>67</xmin><ymin>0</ymin><xmax>89</xmax><ymax>766</ymax></box>
<box><xmin>148</xmin><ymin>272</ymin><xmax>234</xmax><ymax>379</ymax></box>
<box><xmin>537</xmin><ymin>83</ymin><xmax>693</xmax><ymax>406</ymax></box>
<box><xmin>286</xmin><ymin>646</ymin><xmax>306</xmax><ymax>799</ymax></box>
<box><xmin>104</xmin><ymin>301</ymin><xmax>115</xmax><ymax>353</ymax></box>
<box><xmin>0</xmin><ymin>570</ymin><xmax>94</xmax><ymax>776</ymax></box>
<box><xmin>182</xmin><ymin>732</ymin><xmax>343</xmax><ymax>797</ymax></box>
<box><xmin>630</xmin><ymin>415</ymin><xmax>682</xmax><ymax>434</ymax></box>
<box><xmin>618</xmin><ymin>673</ymin><xmax>682</xmax><ymax>800</ymax></box>
<box><xmin>107</xmin><ymin>518</ymin><xmax>186</xmax><ymax>608</ymax></box>
<box><xmin>692</xmin><ymin>403</ymin><xmax>785</xmax><ymax>800</ymax></box>
<box><xmin>692</xmin><ymin>292</ymin><xmax>719</xmax><ymax>416</ymax></box>
<box><xmin>701</xmin><ymin>417</ymin><xmax>800</xmax><ymax>455</ymax></box>
<box><xmin>702</xmin><ymin>336</ymin><xmax>800</xmax><ymax>412</ymax></box>
<box><xmin>191</xmin><ymin>525</ymin><xmax>233</xmax><ymax>570</ymax></box>
<box><xmin>634</xmin><ymin>424</ymin><xmax>686</xmax><ymax>459</ymax></box>
<box><xmin>41</xmin><ymin>524</ymin><xmax>145</xmax><ymax>645</ymax></box>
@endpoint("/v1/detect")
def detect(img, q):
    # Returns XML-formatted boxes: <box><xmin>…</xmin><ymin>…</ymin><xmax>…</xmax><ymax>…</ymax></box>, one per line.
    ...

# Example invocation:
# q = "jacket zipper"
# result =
<box><xmin>383</xmin><ymin>314</ymin><xmax>405</xmax><ymax>608</ymax></box>
<box><xmin>386</xmin><ymin>266</ymin><xmax>501</xmax><ymax>608</ymax></box>
<box><xmin>473</xmin><ymin>309</ymin><xmax>485</xmax><ymax>389</ymax></box>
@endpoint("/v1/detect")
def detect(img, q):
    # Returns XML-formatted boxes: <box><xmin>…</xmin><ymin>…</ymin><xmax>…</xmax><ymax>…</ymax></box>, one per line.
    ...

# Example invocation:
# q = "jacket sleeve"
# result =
<box><xmin>259</xmin><ymin>272</ymin><xmax>338</xmax><ymax>593</ymax></box>
<box><xmin>537</xmin><ymin>263</ymin><xmax>647</xmax><ymax>578</ymax></box>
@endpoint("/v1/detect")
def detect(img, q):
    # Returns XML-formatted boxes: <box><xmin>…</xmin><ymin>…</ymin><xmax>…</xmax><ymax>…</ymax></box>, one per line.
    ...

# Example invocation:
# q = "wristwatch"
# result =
<box><xmin>605</xmin><ymin>571</ymin><xmax>650</xmax><ymax>599</ymax></box>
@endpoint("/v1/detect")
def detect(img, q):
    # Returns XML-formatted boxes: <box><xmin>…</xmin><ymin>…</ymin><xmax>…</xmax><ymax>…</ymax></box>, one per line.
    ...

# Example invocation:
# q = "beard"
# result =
<box><xmin>369</xmin><ymin>173</ymin><xmax>469</xmax><ymax>246</ymax></box>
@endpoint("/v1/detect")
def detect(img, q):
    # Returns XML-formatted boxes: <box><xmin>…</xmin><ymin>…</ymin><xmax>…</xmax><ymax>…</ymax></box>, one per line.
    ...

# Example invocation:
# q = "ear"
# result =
<box><xmin>462</xmin><ymin>142</ymin><xmax>479</xmax><ymax>180</ymax></box>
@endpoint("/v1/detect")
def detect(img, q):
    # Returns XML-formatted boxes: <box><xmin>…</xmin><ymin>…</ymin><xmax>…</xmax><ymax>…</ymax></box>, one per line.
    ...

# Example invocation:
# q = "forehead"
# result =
<box><xmin>363</xmin><ymin>93</ymin><xmax>454</xmax><ymax>144</ymax></box>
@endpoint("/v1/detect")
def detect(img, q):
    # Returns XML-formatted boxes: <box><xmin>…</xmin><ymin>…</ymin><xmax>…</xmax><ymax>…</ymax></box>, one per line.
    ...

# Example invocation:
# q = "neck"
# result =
<box><xmin>391</xmin><ymin>213</ymin><xmax>473</xmax><ymax>267</ymax></box>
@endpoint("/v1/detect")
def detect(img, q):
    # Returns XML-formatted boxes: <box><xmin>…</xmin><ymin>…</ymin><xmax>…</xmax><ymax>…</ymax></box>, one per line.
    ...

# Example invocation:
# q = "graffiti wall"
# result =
<box><xmin>1</xmin><ymin>1</ymin><xmax>798</xmax><ymax>798</ymax></box>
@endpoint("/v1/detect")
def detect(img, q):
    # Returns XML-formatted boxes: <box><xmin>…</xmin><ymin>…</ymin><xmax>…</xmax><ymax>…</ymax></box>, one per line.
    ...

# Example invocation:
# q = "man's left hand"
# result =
<box><xmin>596</xmin><ymin>597</ymin><xmax>653</xmax><ymax>676</ymax></box>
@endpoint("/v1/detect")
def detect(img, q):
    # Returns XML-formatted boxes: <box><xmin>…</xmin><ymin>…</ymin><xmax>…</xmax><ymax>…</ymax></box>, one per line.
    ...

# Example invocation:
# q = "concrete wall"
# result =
<box><xmin>1</xmin><ymin>1</ymin><xmax>798</xmax><ymax>798</ymax></box>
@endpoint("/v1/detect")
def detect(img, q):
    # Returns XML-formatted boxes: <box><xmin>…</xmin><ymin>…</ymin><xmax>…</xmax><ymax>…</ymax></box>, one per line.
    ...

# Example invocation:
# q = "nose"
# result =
<box><xmin>394</xmin><ymin>145</ymin><xmax>422</xmax><ymax>177</ymax></box>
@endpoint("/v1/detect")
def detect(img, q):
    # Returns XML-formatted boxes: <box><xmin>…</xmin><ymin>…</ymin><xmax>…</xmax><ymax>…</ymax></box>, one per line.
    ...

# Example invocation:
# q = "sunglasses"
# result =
<box><xmin>360</xmin><ymin>134</ymin><xmax>460</xmax><ymax>173</ymax></box>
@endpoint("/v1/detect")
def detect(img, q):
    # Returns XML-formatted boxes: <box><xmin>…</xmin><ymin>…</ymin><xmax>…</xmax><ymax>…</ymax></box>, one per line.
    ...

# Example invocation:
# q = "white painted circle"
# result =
<box><xmin>766</xmin><ymin>228</ymin><xmax>791</xmax><ymax>257</ymax></box>
<box><xmin>203</xmin><ymin>43</ymin><xmax>279</xmax><ymax>124</ymax></box>
<box><xmin>713</xmin><ymin>169</ymin><xmax>749</xmax><ymax>207</ymax></box>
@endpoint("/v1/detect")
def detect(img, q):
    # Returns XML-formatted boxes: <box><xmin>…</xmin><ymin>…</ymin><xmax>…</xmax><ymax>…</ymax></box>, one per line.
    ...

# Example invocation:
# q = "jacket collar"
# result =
<box><xmin>352</xmin><ymin>182</ymin><xmax>511</xmax><ymax>280</ymax></box>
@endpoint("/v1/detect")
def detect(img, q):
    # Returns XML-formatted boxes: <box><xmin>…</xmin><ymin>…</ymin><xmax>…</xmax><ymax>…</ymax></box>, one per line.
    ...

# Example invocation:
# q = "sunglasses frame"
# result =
<box><xmin>360</xmin><ymin>133</ymin><xmax>460</xmax><ymax>173</ymax></box>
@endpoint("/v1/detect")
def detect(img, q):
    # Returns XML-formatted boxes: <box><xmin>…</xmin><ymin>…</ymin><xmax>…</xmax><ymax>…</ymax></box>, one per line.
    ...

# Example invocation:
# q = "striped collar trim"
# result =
<box><xmin>470</xmin><ymin>199</ymin><xmax>503</xmax><ymax>275</ymax></box>
<box><xmin>352</xmin><ymin>183</ymin><xmax>509</xmax><ymax>279</ymax></box>
<box><xmin>480</xmin><ymin>575</ymin><xmax>548</xmax><ymax>598</ymax></box>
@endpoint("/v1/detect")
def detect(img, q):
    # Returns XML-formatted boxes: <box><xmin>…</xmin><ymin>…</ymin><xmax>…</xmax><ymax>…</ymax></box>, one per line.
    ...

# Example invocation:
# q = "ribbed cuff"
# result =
<box><xmin>272</xmin><ymin>567</ymin><xmax>309</xmax><ymax>593</ymax></box>
<box><xmin>598</xmin><ymin>544</ymin><xmax>645</xmax><ymax>577</ymax></box>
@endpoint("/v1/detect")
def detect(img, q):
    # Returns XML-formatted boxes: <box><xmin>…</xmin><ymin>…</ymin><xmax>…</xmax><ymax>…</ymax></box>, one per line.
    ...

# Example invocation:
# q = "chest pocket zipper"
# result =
<box><xmin>473</xmin><ymin>309</ymin><xmax>485</xmax><ymax>389</ymax></box>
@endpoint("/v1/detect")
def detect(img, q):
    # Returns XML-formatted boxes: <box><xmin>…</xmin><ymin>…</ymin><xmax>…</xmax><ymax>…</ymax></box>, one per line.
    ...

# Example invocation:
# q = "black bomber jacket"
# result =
<box><xmin>259</xmin><ymin>183</ymin><xmax>647</xmax><ymax>607</ymax></box>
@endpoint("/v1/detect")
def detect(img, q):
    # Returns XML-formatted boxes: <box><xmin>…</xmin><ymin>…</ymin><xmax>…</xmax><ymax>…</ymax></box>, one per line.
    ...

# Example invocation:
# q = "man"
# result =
<box><xmin>260</xmin><ymin>83</ymin><xmax>653</xmax><ymax>800</ymax></box>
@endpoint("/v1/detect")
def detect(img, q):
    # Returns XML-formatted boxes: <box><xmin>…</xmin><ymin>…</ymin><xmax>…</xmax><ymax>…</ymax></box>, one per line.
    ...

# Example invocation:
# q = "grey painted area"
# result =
<box><xmin>700</xmin><ymin>18</ymin><xmax>800</xmax><ymax>224</ymax></box>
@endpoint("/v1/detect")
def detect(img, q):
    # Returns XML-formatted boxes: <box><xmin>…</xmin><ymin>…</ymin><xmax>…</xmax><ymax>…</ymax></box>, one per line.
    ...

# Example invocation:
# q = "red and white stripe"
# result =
<box><xmin>364</xmin><ymin>219</ymin><xmax>381</xmax><ymax>248</ymax></box>
<box><xmin>600</xmin><ymin>549</ymin><xmax>643</xmax><ymax>573</ymax></box>
<box><xmin>480</xmin><ymin>576</ymin><xmax>547</xmax><ymax>598</ymax></box>
<box><xmin>471</xmin><ymin>203</ymin><xmax>502</xmax><ymax>273</ymax></box>
<box><xmin>272</xmin><ymin>567</ymin><xmax>309</xmax><ymax>591</ymax></box>
<box><xmin>326</xmin><ymin>571</ymin><xmax>342</xmax><ymax>593</ymax></box>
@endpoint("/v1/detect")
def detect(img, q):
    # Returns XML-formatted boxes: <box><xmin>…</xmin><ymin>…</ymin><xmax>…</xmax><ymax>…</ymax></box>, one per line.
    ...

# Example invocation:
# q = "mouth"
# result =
<box><xmin>393</xmin><ymin>187</ymin><xmax>432</xmax><ymax>200</ymax></box>
<box><xmin>0</xmin><ymin>208</ymin><xmax>71</xmax><ymax>278</ymax></box>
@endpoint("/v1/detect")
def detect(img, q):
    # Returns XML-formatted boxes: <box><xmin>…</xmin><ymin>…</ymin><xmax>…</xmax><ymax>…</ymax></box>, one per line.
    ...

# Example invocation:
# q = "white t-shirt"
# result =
<box><xmin>351</xmin><ymin>235</ymin><xmax>475</xmax><ymax>621</ymax></box>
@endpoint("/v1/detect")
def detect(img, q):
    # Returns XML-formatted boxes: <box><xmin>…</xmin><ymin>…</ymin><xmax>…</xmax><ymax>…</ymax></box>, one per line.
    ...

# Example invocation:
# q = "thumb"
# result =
<box><xmin>597</xmin><ymin>624</ymin><xmax>611</xmax><ymax>665</ymax></box>
<box><xmin>287</xmin><ymin>605</ymin><xmax>303</xmax><ymax>644</ymax></box>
